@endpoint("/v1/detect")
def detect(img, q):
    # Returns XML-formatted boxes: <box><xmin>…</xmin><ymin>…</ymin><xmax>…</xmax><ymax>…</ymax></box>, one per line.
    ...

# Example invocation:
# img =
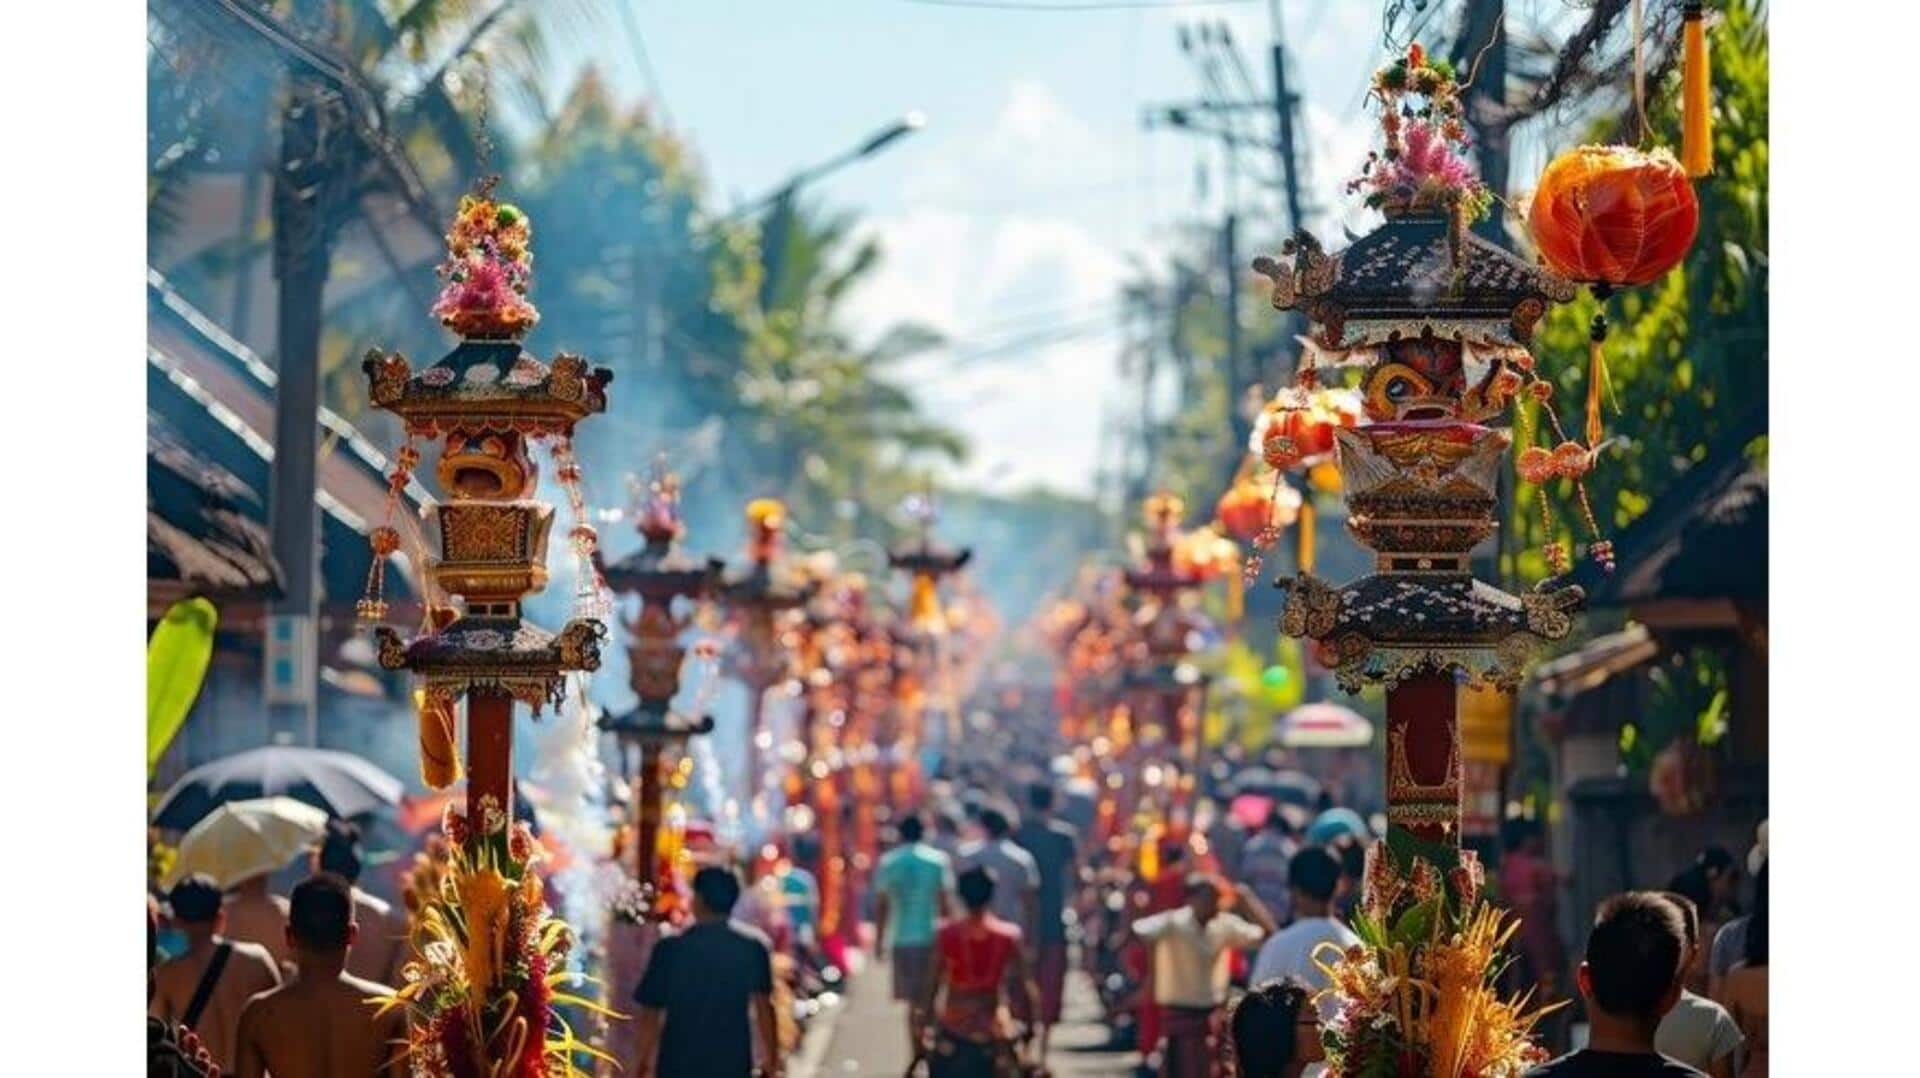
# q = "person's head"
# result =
<box><xmin>691</xmin><ymin>865</ymin><xmax>743</xmax><ymax>919</ymax></box>
<box><xmin>1576</xmin><ymin>892</ymin><xmax>1687</xmax><ymax>1033</ymax></box>
<box><xmin>1027</xmin><ymin>782</ymin><xmax>1056</xmax><ymax>814</ymax></box>
<box><xmin>1230</xmin><ymin>977</ymin><xmax>1322</xmax><ymax>1078</ymax></box>
<box><xmin>1661</xmin><ymin>890</ymin><xmax>1703</xmax><ymax>964</ymax></box>
<box><xmin>1664</xmin><ymin>865</ymin><xmax>1712</xmax><ymax>917</ymax></box>
<box><xmin>980</xmin><ymin>807</ymin><xmax>1012</xmax><ymax>840</ymax></box>
<box><xmin>167</xmin><ymin>875</ymin><xmax>226</xmax><ymax>939</ymax></box>
<box><xmin>1743</xmin><ymin>861</ymin><xmax>1768</xmax><ymax>968</ymax></box>
<box><xmin>314</xmin><ymin>818</ymin><xmax>365</xmax><ymax>883</ymax></box>
<box><xmin>1697</xmin><ymin>845</ymin><xmax>1738</xmax><ymax>907</ymax></box>
<box><xmin>1184</xmin><ymin>872</ymin><xmax>1221</xmax><ymax>921</ymax></box>
<box><xmin>1287</xmin><ymin>847</ymin><xmax>1343</xmax><ymax>915</ymax></box>
<box><xmin>1264</xmin><ymin>805</ymin><xmax>1294</xmax><ymax>836</ymax></box>
<box><xmin>898</xmin><ymin>815</ymin><xmax>926</xmax><ymax>844</ymax></box>
<box><xmin>1503</xmin><ymin>817</ymin><xmax>1543</xmax><ymax>855</ymax></box>
<box><xmin>286</xmin><ymin>873</ymin><xmax>357</xmax><ymax>960</ymax></box>
<box><xmin>957</xmin><ymin>865</ymin><xmax>996</xmax><ymax>913</ymax></box>
<box><xmin>791</xmin><ymin>832</ymin><xmax>820</xmax><ymax>866</ymax></box>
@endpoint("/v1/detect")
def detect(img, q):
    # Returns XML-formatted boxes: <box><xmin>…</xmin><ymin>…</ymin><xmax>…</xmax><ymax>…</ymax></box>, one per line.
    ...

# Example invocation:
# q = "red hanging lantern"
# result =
<box><xmin>1215</xmin><ymin>475</ymin><xmax>1302</xmax><ymax>542</ymax></box>
<box><xmin>1527</xmin><ymin>145</ymin><xmax>1699</xmax><ymax>287</ymax></box>
<box><xmin>1252</xmin><ymin>387</ymin><xmax>1362</xmax><ymax>471</ymax></box>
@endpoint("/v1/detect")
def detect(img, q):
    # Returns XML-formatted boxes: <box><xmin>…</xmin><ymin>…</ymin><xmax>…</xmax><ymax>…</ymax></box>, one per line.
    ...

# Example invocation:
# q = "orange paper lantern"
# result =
<box><xmin>1214</xmin><ymin>477</ymin><xmax>1302</xmax><ymax>542</ymax></box>
<box><xmin>1527</xmin><ymin>145</ymin><xmax>1699</xmax><ymax>287</ymax></box>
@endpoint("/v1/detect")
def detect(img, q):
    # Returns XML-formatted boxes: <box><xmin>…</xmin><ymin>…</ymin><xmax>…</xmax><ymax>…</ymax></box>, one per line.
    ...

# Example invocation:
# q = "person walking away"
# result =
<box><xmin>1238</xmin><ymin>807</ymin><xmax>1300</xmax><ymax>928</ymax></box>
<box><xmin>1249</xmin><ymin>848</ymin><xmax>1358</xmax><ymax>1030</ymax></box>
<box><xmin>1330</xmin><ymin>835</ymin><xmax>1366</xmax><ymax>921</ymax></box>
<box><xmin>1654</xmin><ymin>893</ymin><xmax>1743</xmax><ymax>1077</ymax></box>
<box><xmin>1131</xmin><ymin>875</ymin><xmax>1276</xmax><ymax>1078</ymax></box>
<box><xmin>1500</xmin><ymin>819</ymin><xmax>1567</xmax><ymax>1004</ymax></box>
<box><xmin>232</xmin><ymin>873</ymin><xmax>405</xmax><ymax>1077</ymax></box>
<box><xmin>1013</xmin><ymin>782</ymin><xmax>1079</xmax><ymax>1060</ymax></box>
<box><xmin>1522</xmin><ymin>892</ymin><xmax>1703</xmax><ymax>1076</ymax></box>
<box><xmin>918</xmin><ymin>866</ymin><xmax>1040</xmax><ymax>1078</ymax></box>
<box><xmin>150</xmin><ymin>875</ymin><xmax>282</xmax><ymax>1074</ymax></box>
<box><xmin>1226</xmin><ymin>977</ymin><xmax>1325</xmax><ymax>1078</ymax></box>
<box><xmin>957</xmin><ymin>808</ymin><xmax>1040</xmax><ymax>937</ymax></box>
<box><xmin>632</xmin><ymin>866</ymin><xmax>781</xmax><ymax>1078</ymax></box>
<box><xmin>876</xmin><ymin>814</ymin><xmax>955</xmax><ymax>1057</ymax></box>
<box><xmin>779</xmin><ymin>834</ymin><xmax>823</xmax><ymax>956</ymax></box>
<box><xmin>1712</xmin><ymin>863</ymin><xmax>1766</xmax><ymax>1076</ymax></box>
<box><xmin>222</xmin><ymin>872</ymin><xmax>292</xmax><ymax>974</ymax></box>
<box><xmin>310</xmin><ymin>819</ymin><xmax>406</xmax><ymax>985</ymax></box>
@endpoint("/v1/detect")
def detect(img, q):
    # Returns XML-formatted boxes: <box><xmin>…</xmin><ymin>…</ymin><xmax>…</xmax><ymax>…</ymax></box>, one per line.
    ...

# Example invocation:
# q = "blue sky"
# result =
<box><xmin>545</xmin><ymin>1</ymin><xmax>1570</xmax><ymax>497</ymax></box>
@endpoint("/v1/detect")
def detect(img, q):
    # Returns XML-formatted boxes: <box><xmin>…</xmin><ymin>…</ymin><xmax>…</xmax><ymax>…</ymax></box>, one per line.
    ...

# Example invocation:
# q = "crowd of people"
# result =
<box><xmin>145</xmin><ymin>747</ymin><xmax>1768</xmax><ymax>1078</ymax></box>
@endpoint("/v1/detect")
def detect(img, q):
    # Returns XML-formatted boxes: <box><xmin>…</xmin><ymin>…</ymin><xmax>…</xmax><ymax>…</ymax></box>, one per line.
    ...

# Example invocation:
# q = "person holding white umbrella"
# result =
<box><xmin>168</xmin><ymin>797</ymin><xmax>329</xmax><ymax>973</ymax></box>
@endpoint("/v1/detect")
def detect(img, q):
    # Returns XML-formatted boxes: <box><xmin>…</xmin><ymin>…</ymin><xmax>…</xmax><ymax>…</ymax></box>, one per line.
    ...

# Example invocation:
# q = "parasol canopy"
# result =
<box><xmin>1279</xmin><ymin>703</ymin><xmax>1376</xmax><ymax>749</ymax></box>
<box><xmin>1232</xmin><ymin>766</ymin><xmax>1322</xmax><ymax>807</ymax></box>
<box><xmin>1306</xmin><ymin>807</ymin><xmax>1371</xmax><ymax>845</ymax></box>
<box><xmin>167</xmin><ymin>796</ymin><xmax>328</xmax><ymax>889</ymax></box>
<box><xmin>152</xmin><ymin>746</ymin><xmax>404</xmax><ymax>832</ymax></box>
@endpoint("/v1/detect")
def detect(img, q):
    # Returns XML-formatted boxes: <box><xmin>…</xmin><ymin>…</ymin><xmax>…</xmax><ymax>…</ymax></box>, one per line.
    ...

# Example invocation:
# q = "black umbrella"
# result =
<box><xmin>1231</xmin><ymin>766</ymin><xmax>1323</xmax><ymax>807</ymax></box>
<box><xmin>152</xmin><ymin>746</ymin><xmax>404</xmax><ymax>832</ymax></box>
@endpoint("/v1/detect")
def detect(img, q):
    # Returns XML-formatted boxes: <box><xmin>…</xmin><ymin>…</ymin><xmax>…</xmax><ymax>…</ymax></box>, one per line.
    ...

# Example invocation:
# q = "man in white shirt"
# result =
<box><xmin>1134</xmin><ymin>875</ymin><xmax>1276</xmax><ymax>1077</ymax></box>
<box><xmin>1654</xmin><ymin>892</ymin><xmax>1743</xmax><ymax>1078</ymax></box>
<box><xmin>1249</xmin><ymin>847</ymin><xmax>1359</xmax><ymax>1023</ymax></box>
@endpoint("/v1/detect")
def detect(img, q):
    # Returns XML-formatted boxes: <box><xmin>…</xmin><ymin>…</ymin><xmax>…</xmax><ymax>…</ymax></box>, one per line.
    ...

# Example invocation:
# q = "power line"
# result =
<box><xmin>616</xmin><ymin>1</ymin><xmax>673</xmax><ymax>127</ymax></box>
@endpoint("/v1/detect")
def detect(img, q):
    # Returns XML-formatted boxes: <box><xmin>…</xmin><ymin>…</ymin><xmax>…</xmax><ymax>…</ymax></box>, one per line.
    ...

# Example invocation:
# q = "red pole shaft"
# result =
<box><xmin>637</xmin><ymin>741</ymin><xmax>664</xmax><ymax>889</ymax></box>
<box><xmin>466</xmin><ymin>689</ymin><xmax>515</xmax><ymax>833</ymax></box>
<box><xmin>1383</xmin><ymin>670</ymin><xmax>1462</xmax><ymax>846</ymax></box>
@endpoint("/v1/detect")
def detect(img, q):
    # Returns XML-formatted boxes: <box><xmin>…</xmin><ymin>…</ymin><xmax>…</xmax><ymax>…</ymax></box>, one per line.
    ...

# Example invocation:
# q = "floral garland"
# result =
<box><xmin>382</xmin><ymin>799</ymin><xmax>616</xmax><ymax>1076</ymax></box>
<box><xmin>1348</xmin><ymin>43</ymin><xmax>1493</xmax><ymax>224</ymax></box>
<box><xmin>432</xmin><ymin>181</ymin><xmax>541</xmax><ymax>341</ymax></box>
<box><xmin>1308</xmin><ymin>829</ymin><xmax>1562</xmax><ymax>1078</ymax></box>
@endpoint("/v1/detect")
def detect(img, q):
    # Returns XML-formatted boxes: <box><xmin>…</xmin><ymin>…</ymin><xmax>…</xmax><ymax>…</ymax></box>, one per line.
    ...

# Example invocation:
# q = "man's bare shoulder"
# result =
<box><xmin>231</xmin><ymin>939</ymin><xmax>279</xmax><ymax>970</ymax></box>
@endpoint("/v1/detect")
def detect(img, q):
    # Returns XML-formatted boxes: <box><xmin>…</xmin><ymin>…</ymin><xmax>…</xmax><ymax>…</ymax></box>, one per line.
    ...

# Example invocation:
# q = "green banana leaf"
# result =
<box><xmin>148</xmin><ymin>597</ymin><xmax>218</xmax><ymax>776</ymax></box>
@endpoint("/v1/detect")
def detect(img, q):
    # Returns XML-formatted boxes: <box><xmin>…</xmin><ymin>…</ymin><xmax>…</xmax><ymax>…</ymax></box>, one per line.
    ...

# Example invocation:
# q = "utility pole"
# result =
<box><xmin>266</xmin><ymin>0</ymin><xmax>356</xmax><ymax>746</ymax></box>
<box><xmin>1268</xmin><ymin>0</ymin><xmax>1305</xmax><ymax>240</ymax></box>
<box><xmin>1454</xmin><ymin>0</ymin><xmax>1510</xmax><ymax>248</ymax></box>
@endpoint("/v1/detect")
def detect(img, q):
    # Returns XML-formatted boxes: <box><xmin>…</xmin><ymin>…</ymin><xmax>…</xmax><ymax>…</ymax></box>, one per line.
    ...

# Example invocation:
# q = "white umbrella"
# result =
<box><xmin>168</xmin><ymin>796</ymin><xmax>329</xmax><ymax>889</ymax></box>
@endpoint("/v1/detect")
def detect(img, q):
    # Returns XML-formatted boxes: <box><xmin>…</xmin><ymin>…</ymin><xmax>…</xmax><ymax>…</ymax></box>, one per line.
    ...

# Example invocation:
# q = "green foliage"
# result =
<box><xmin>1621</xmin><ymin>649</ymin><xmax>1732</xmax><ymax>773</ymax></box>
<box><xmin>148</xmin><ymin>598</ymin><xmax>218</xmax><ymax>776</ymax></box>
<box><xmin>1508</xmin><ymin>0</ymin><xmax>1768</xmax><ymax>583</ymax></box>
<box><xmin>1389</xmin><ymin>895</ymin><xmax>1440</xmax><ymax>949</ymax></box>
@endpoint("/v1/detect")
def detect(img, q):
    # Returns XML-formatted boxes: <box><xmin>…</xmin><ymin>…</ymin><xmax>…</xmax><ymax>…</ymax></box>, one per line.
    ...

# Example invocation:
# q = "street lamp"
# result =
<box><xmin>736</xmin><ymin>111</ymin><xmax>927</xmax><ymax>219</ymax></box>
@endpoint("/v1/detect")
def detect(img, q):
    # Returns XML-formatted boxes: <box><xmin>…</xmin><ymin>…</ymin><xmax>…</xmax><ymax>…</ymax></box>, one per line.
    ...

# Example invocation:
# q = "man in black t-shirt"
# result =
<box><xmin>1526</xmin><ymin>892</ymin><xmax>1706</xmax><ymax>1077</ymax></box>
<box><xmin>1012</xmin><ymin>782</ymin><xmax>1079</xmax><ymax>1058</ymax></box>
<box><xmin>634</xmin><ymin>866</ymin><xmax>781</xmax><ymax>1078</ymax></box>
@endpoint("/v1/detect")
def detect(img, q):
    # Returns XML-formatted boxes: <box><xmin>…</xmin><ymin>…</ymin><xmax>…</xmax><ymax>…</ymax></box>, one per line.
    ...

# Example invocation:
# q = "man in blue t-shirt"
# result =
<box><xmin>875</xmin><ymin>814</ymin><xmax>954</xmax><ymax>1056</ymax></box>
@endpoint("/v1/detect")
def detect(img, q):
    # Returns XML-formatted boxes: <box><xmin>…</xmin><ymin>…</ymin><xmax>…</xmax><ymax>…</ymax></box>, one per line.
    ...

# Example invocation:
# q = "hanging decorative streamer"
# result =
<box><xmin>1297</xmin><ymin>499</ymin><xmax>1317</xmax><ymax>575</ymax></box>
<box><xmin>1682</xmin><ymin>1</ymin><xmax>1713</xmax><ymax>176</ymax></box>
<box><xmin>549</xmin><ymin>436</ymin><xmax>611</xmax><ymax>621</ymax></box>
<box><xmin>357</xmin><ymin>440</ymin><xmax>420</xmax><ymax>623</ymax></box>
<box><xmin>1586</xmin><ymin>312</ymin><xmax>1609</xmax><ymax>449</ymax></box>
<box><xmin>415</xmin><ymin>688</ymin><xmax>462</xmax><ymax>788</ymax></box>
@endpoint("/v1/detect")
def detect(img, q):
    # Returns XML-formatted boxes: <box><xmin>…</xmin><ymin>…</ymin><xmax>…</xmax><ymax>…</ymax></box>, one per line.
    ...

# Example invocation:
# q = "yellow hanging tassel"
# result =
<box><xmin>1681</xmin><ymin>1</ymin><xmax>1712</xmax><ymax>177</ymax></box>
<box><xmin>1297</xmin><ymin>499</ymin><xmax>1317</xmax><ymax>574</ymax></box>
<box><xmin>1586</xmin><ymin>314</ymin><xmax>1608</xmax><ymax>449</ymax></box>
<box><xmin>1226</xmin><ymin>560</ymin><xmax>1245</xmax><ymax>623</ymax></box>
<box><xmin>416</xmin><ymin>689</ymin><xmax>462</xmax><ymax>789</ymax></box>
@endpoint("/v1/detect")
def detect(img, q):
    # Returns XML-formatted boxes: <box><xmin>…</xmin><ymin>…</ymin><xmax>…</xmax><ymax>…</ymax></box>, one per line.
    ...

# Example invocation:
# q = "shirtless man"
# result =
<box><xmin>150</xmin><ymin>875</ymin><xmax>283</xmax><ymax>1073</ymax></box>
<box><xmin>234</xmin><ymin>874</ymin><xmax>405</xmax><ymax>1078</ymax></box>
<box><xmin>311</xmin><ymin>819</ymin><xmax>406</xmax><ymax>984</ymax></box>
<box><xmin>224</xmin><ymin>871</ymin><xmax>293</xmax><ymax>973</ymax></box>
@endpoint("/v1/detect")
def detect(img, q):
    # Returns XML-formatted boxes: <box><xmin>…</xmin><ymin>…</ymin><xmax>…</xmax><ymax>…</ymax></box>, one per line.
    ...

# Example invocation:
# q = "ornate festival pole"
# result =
<box><xmin>1121</xmin><ymin>494</ymin><xmax>1216</xmax><ymax>831</ymax></box>
<box><xmin>719</xmin><ymin>500</ymin><xmax>815</xmax><ymax>827</ymax></box>
<box><xmin>887</xmin><ymin>493</ymin><xmax>971</xmax><ymax>811</ymax></box>
<box><xmin>361</xmin><ymin>182</ymin><xmax>615</xmax><ymax>1074</ymax></box>
<box><xmin>598</xmin><ymin>465</ymin><xmax>723</xmax><ymax>891</ymax></box>
<box><xmin>1253</xmin><ymin>44</ymin><xmax>1589</xmax><ymax>1074</ymax></box>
